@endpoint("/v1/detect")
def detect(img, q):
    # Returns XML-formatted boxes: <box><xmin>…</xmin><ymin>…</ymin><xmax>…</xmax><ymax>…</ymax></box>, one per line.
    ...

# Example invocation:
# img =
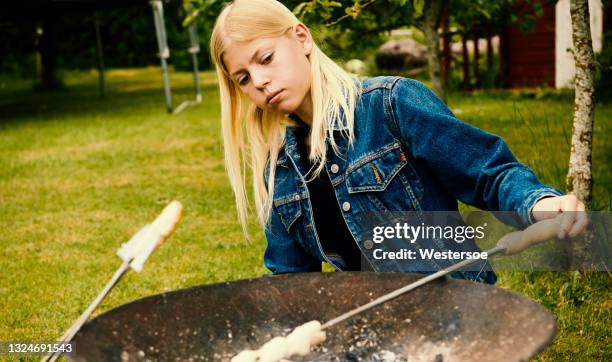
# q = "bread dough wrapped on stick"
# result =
<box><xmin>231</xmin><ymin>320</ymin><xmax>326</xmax><ymax>362</ymax></box>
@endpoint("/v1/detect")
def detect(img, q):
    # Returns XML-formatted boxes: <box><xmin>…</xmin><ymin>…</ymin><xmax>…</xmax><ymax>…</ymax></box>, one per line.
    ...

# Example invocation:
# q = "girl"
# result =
<box><xmin>209</xmin><ymin>0</ymin><xmax>587</xmax><ymax>282</ymax></box>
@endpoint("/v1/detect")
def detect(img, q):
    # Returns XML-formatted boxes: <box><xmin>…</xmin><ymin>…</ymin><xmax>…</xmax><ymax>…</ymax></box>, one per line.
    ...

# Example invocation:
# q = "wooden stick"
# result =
<box><xmin>321</xmin><ymin>246</ymin><xmax>505</xmax><ymax>330</ymax></box>
<box><xmin>322</xmin><ymin>214</ymin><xmax>564</xmax><ymax>329</ymax></box>
<box><xmin>42</xmin><ymin>259</ymin><xmax>131</xmax><ymax>362</ymax></box>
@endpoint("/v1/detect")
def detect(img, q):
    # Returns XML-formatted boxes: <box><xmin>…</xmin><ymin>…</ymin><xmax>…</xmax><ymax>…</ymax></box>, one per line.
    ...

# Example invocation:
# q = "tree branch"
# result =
<box><xmin>325</xmin><ymin>0</ymin><xmax>381</xmax><ymax>27</ymax></box>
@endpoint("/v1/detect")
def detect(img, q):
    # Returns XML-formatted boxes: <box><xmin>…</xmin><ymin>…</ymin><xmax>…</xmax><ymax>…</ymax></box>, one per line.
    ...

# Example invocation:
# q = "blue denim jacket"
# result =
<box><xmin>263</xmin><ymin>76</ymin><xmax>563</xmax><ymax>282</ymax></box>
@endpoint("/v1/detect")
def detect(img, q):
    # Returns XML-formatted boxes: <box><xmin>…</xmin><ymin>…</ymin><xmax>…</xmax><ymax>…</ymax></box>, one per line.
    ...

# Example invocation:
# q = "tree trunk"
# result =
<box><xmin>36</xmin><ymin>10</ymin><xmax>62</xmax><ymax>90</ymax></box>
<box><xmin>473</xmin><ymin>31</ymin><xmax>481</xmax><ymax>88</ymax></box>
<box><xmin>441</xmin><ymin>8</ymin><xmax>451</xmax><ymax>90</ymax></box>
<box><xmin>499</xmin><ymin>26</ymin><xmax>509</xmax><ymax>87</ymax></box>
<box><xmin>567</xmin><ymin>0</ymin><xmax>595</xmax><ymax>207</ymax></box>
<box><xmin>566</xmin><ymin>0</ymin><xmax>595</xmax><ymax>267</ymax></box>
<box><xmin>461</xmin><ymin>32</ymin><xmax>470</xmax><ymax>90</ymax></box>
<box><xmin>486</xmin><ymin>30</ymin><xmax>493</xmax><ymax>74</ymax></box>
<box><xmin>94</xmin><ymin>12</ymin><xmax>106</xmax><ymax>98</ymax></box>
<box><xmin>421</xmin><ymin>0</ymin><xmax>445</xmax><ymax>101</ymax></box>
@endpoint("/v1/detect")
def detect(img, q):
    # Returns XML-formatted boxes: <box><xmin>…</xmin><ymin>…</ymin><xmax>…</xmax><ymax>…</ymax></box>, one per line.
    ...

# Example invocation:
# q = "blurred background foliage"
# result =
<box><xmin>0</xmin><ymin>0</ymin><xmax>609</xmax><ymax>97</ymax></box>
<box><xmin>0</xmin><ymin>1</ymin><xmax>213</xmax><ymax>77</ymax></box>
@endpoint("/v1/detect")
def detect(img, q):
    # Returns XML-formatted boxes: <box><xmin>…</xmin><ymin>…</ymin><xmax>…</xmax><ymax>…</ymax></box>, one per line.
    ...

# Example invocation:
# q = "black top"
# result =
<box><xmin>294</xmin><ymin>126</ymin><xmax>363</xmax><ymax>271</ymax></box>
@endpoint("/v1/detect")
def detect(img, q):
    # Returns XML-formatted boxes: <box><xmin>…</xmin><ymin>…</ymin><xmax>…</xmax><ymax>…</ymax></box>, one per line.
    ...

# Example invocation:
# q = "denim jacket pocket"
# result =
<box><xmin>273</xmin><ymin>192</ymin><xmax>305</xmax><ymax>232</ymax></box>
<box><xmin>346</xmin><ymin>143</ymin><xmax>407</xmax><ymax>193</ymax></box>
<box><xmin>346</xmin><ymin>143</ymin><xmax>425</xmax><ymax>213</ymax></box>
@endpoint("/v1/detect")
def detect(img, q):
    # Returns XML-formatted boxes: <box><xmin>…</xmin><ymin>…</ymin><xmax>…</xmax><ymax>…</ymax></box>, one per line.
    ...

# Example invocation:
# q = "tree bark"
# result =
<box><xmin>567</xmin><ymin>0</ymin><xmax>595</xmax><ymax>207</ymax></box>
<box><xmin>421</xmin><ymin>0</ymin><xmax>445</xmax><ymax>101</ymax></box>
<box><xmin>566</xmin><ymin>0</ymin><xmax>596</xmax><ymax>267</ymax></box>
<box><xmin>461</xmin><ymin>32</ymin><xmax>470</xmax><ymax>90</ymax></box>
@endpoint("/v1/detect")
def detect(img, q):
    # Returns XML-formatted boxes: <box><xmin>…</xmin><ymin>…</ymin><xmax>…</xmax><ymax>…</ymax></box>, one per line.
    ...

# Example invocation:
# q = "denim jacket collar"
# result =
<box><xmin>282</xmin><ymin>125</ymin><xmax>306</xmax><ymax>176</ymax></box>
<box><xmin>283</xmin><ymin>113</ymin><xmax>351</xmax><ymax>176</ymax></box>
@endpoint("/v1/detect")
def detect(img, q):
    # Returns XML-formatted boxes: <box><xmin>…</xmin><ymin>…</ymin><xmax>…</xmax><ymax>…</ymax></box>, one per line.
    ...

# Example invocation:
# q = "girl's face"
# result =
<box><xmin>223</xmin><ymin>24</ymin><xmax>313</xmax><ymax>119</ymax></box>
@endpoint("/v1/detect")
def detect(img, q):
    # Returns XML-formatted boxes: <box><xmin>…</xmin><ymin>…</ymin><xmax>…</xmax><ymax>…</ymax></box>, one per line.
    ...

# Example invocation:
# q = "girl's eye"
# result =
<box><xmin>262</xmin><ymin>53</ymin><xmax>273</xmax><ymax>64</ymax></box>
<box><xmin>238</xmin><ymin>74</ymin><xmax>249</xmax><ymax>86</ymax></box>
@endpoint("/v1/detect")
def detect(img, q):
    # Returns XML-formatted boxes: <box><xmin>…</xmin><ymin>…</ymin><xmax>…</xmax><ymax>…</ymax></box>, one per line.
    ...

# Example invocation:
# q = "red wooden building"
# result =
<box><xmin>500</xmin><ymin>0</ymin><xmax>605</xmax><ymax>88</ymax></box>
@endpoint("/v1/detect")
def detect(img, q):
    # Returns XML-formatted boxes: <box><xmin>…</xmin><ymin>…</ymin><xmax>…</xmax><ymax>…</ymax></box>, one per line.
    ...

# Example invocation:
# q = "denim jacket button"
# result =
<box><xmin>363</xmin><ymin>240</ymin><xmax>374</xmax><ymax>249</ymax></box>
<box><xmin>342</xmin><ymin>202</ymin><xmax>351</xmax><ymax>211</ymax></box>
<box><xmin>330</xmin><ymin>164</ymin><xmax>339</xmax><ymax>174</ymax></box>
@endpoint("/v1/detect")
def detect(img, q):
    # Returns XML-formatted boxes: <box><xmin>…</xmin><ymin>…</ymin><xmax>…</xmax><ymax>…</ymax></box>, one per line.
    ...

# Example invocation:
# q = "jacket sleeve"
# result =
<box><xmin>390</xmin><ymin>78</ymin><xmax>563</xmax><ymax>228</ymax></box>
<box><xmin>263</xmin><ymin>207</ymin><xmax>322</xmax><ymax>274</ymax></box>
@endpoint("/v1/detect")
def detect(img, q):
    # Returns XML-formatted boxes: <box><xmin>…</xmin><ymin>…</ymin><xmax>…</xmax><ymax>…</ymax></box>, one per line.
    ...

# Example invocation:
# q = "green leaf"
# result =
<box><xmin>293</xmin><ymin>3</ymin><xmax>308</xmax><ymax>16</ymax></box>
<box><xmin>533</xmin><ymin>1</ymin><xmax>544</xmax><ymax>17</ymax></box>
<box><xmin>413</xmin><ymin>0</ymin><xmax>425</xmax><ymax>17</ymax></box>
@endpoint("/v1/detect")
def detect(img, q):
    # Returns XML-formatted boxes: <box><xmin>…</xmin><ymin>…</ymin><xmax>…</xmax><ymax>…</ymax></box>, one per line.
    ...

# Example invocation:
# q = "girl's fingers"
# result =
<box><xmin>558</xmin><ymin>212</ymin><xmax>575</xmax><ymax>239</ymax></box>
<box><xmin>533</xmin><ymin>194</ymin><xmax>587</xmax><ymax>239</ymax></box>
<box><xmin>568</xmin><ymin>203</ymin><xmax>589</xmax><ymax>238</ymax></box>
<box><xmin>558</xmin><ymin>196</ymin><xmax>577</xmax><ymax>239</ymax></box>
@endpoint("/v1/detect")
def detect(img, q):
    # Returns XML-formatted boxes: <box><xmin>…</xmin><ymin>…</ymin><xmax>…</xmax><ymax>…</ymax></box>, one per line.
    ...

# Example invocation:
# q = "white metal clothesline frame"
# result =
<box><xmin>150</xmin><ymin>0</ymin><xmax>202</xmax><ymax>114</ymax></box>
<box><xmin>94</xmin><ymin>1</ymin><xmax>202</xmax><ymax>114</ymax></box>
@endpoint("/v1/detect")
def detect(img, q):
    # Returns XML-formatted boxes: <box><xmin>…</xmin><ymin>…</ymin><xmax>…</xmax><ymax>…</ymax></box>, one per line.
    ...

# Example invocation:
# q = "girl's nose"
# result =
<box><xmin>251</xmin><ymin>71</ymin><xmax>270</xmax><ymax>90</ymax></box>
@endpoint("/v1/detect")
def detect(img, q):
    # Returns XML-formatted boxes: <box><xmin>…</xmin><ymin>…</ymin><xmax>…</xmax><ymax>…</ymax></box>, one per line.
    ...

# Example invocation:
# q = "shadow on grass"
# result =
<box><xmin>1</xmin><ymin>84</ymin><xmax>218</xmax><ymax>125</ymax></box>
<box><xmin>0</xmin><ymin>68</ymin><xmax>219</xmax><ymax>127</ymax></box>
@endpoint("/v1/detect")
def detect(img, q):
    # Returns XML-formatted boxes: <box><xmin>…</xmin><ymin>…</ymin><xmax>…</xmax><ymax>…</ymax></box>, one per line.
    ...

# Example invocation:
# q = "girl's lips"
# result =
<box><xmin>268</xmin><ymin>90</ymin><xmax>283</xmax><ymax>105</ymax></box>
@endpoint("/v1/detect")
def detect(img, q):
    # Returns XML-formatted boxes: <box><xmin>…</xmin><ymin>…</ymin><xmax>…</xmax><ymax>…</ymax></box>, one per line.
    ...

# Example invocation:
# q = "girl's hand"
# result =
<box><xmin>531</xmin><ymin>194</ymin><xmax>589</xmax><ymax>239</ymax></box>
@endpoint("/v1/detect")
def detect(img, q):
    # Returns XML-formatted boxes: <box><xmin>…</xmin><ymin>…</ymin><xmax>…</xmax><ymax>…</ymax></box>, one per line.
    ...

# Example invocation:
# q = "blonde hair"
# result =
<box><xmin>210</xmin><ymin>0</ymin><xmax>359</xmax><ymax>236</ymax></box>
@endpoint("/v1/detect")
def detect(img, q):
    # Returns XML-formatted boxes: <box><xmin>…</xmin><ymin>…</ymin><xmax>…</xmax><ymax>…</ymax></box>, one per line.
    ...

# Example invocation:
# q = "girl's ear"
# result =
<box><xmin>293</xmin><ymin>23</ymin><xmax>313</xmax><ymax>57</ymax></box>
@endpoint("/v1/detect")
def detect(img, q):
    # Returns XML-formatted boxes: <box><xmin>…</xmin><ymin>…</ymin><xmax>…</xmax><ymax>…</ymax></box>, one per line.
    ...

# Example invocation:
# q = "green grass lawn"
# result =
<box><xmin>0</xmin><ymin>67</ymin><xmax>610</xmax><ymax>360</ymax></box>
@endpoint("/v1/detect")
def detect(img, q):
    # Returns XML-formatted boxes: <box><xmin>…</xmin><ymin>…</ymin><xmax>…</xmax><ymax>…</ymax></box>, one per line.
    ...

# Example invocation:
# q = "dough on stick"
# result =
<box><xmin>258</xmin><ymin>336</ymin><xmax>289</xmax><ymax>362</ymax></box>
<box><xmin>230</xmin><ymin>320</ymin><xmax>326</xmax><ymax>362</ymax></box>
<box><xmin>284</xmin><ymin>321</ymin><xmax>325</xmax><ymax>356</ymax></box>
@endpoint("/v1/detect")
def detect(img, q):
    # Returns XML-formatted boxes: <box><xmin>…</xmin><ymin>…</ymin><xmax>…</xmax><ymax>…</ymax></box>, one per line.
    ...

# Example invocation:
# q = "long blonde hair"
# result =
<box><xmin>210</xmin><ymin>0</ymin><xmax>359</xmax><ymax>236</ymax></box>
